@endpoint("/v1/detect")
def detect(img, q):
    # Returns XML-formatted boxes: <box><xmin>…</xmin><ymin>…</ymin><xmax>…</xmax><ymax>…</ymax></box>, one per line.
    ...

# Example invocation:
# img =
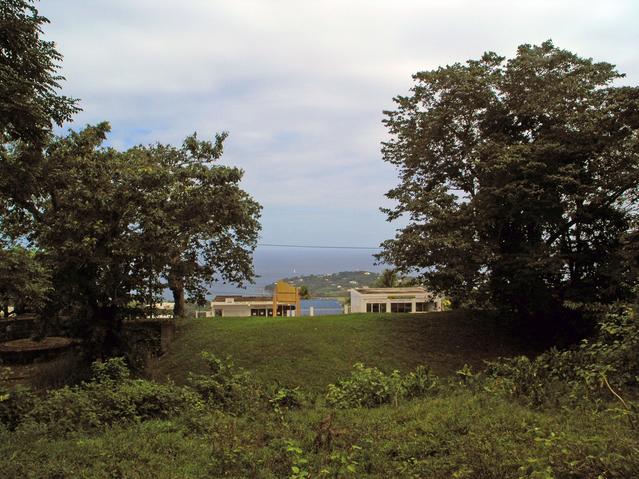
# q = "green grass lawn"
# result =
<box><xmin>5</xmin><ymin>310</ymin><xmax>638</xmax><ymax>478</ymax></box>
<box><xmin>151</xmin><ymin>310</ymin><xmax>537</xmax><ymax>391</ymax></box>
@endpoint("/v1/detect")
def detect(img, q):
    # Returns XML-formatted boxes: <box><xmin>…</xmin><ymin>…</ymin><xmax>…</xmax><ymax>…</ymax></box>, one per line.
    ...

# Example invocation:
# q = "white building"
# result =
<box><xmin>210</xmin><ymin>296</ymin><xmax>275</xmax><ymax>317</ymax></box>
<box><xmin>349</xmin><ymin>287</ymin><xmax>442</xmax><ymax>314</ymax></box>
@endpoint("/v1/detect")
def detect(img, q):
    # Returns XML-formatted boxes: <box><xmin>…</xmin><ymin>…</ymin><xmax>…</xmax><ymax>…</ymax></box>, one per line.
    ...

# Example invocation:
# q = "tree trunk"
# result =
<box><xmin>172</xmin><ymin>284</ymin><xmax>186</xmax><ymax>319</ymax></box>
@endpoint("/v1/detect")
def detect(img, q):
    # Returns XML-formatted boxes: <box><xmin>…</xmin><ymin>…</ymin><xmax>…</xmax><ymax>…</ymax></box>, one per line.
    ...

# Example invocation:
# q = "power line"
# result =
<box><xmin>258</xmin><ymin>243</ymin><xmax>382</xmax><ymax>250</ymax></box>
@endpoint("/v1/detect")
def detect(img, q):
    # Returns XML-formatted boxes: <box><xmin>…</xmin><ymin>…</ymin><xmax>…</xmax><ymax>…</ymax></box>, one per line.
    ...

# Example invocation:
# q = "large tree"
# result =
<box><xmin>130</xmin><ymin>134</ymin><xmax>261</xmax><ymax>318</ymax></box>
<box><xmin>29</xmin><ymin>124</ymin><xmax>260</xmax><ymax>352</ymax></box>
<box><xmin>34</xmin><ymin>124</ymin><xmax>164</xmax><ymax>351</ymax></box>
<box><xmin>378</xmin><ymin>41</ymin><xmax>639</xmax><ymax>317</ymax></box>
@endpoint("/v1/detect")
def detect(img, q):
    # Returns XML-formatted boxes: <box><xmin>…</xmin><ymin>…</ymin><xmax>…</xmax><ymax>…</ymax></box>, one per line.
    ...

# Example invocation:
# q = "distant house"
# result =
<box><xmin>349</xmin><ymin>287</ymin><xmax>441</xmax><ymax>314</ymax></box>
<box><xmin>209</xmin><ymin>281</ymin><xmax>301</xmax><ymax>318</ymax></box>
<box><xmin>153</xmin><ymin>302</ymin><xmax>175</xmax><ymax>319</ymax></box>
<box><xmin>210</xmin><ymin>296</ymin><xmax>275</xmax><ymax>317</ymax></box>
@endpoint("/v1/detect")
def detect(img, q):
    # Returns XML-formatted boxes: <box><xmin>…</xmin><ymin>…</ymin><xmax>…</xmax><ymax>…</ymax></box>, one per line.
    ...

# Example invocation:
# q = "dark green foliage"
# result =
<box><xmin>483</xmin><ymin>305</ymin><xmax>639</xmax><ymax>408</ymax></box>
<box><xmin>0</xmin><ymin>246</ymin><xmax>50</xmax><ymax>316</ymax></box>
<box><xmin>0</xmin><ymin>367</ymin><xmax>35</xmax><ymax>430</ymax></box>
<box><xmin>1</xmin><ymin>358</ymin><xmax>202</xmax><ymax>434</ymax></box>
<box><xmin>299</xmin><ymin>285</ymin><xmax>310</xmax><ymax>299</ymax></box>
<box><xmin>90</xmin><ymin>356</ymin><xmax>131</xmax><ymax>383</ymax></box>
<box><xmin>373</xmin><ymin>268</ymin><xmax>398</xmax><ymax>287</ymax></box>
<box><xmin>17</xmin><ymin>123</ymin><xmax>261</xmax><ymax>354</ymax></box>
<box><xmin>270</xmin><ymin>386</ymin><xmax>305</xmax><ymax>412</ymax></box>
<box><xmin>1</xmin><ymin>389</ymin><xmax>637</xmax><ymax>478</ymax></box>
<box><xmin>187</xmin><ymin>352</ymin><xmax>263</xmax><ymax>413</ymax></box>
<box><xmin>34</xmin><ymin>124</ymin><xmax>165</xmax><ymax>353</ymax></box>
<box><xmin>325</xmin><ymin>363</ymin><xmax>437</xmax><ymax>408</ymax></box>
<box><xmin>0</xmin><ymin>0</ymin><xmax>78</xmax><ymax>147</ymax></box>
<box><xmin>0</xmin><ymin>0</ymin><xmax>79</xmax><ymax>239</ymax></box>
<box><xmin>130</xmin><ymin>135</ymin><xmax>261</xmax><ymax>318</ymax></box>
<box><xmin>379</xmin><ymin>41</ymin><xmax>639</xmax><ymax>316</ymax></box>
<box><xmin>27</xmin><ymin>377</ymin><xmax>203</xmax><ymax>435</ymax></box>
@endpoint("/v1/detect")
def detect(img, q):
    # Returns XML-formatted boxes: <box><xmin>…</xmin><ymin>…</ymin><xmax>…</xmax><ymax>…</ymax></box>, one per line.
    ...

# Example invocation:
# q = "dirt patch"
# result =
<box><xmin>0</xmin><ymin>336</ymin><xmax>75</xmax><ymax>352</ymax></box>
<box><xmin>0</xmin><ymin>337</ymin><xmax>79</xmax><ymax>364</ymax></box>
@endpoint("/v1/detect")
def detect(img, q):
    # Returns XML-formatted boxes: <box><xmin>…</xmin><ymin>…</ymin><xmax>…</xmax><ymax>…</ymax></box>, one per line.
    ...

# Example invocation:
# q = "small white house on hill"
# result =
<box><xmin>349</xmin><ymin>287</ymin><xmax>441</xmax><ymax>313</ymax></box>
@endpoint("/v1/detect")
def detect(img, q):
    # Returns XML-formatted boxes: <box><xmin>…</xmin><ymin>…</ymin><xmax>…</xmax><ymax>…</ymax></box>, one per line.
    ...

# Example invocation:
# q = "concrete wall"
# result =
<box><xmin>0</xmin><ymin>318</ymin><xmax>175</xmax><ymax>355</ymax></box>
<box><xmin>0</xmin><ymin>317</ymin><xmax>38</xmax><ymax>342</ymax></box>
<box><xmin>122</xmin><ymin>320</ymin><xmax>175</xmax><ymax>355</ymax></box>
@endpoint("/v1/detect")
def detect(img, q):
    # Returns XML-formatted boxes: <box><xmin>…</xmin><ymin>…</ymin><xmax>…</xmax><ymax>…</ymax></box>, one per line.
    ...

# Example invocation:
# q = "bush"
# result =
<box><xmin>188</xmin><ymin>352</ymin><xmax>263</xmax><ymax>414</ymax></box>
<box><xmin>270</xmin><ymin>387</ymin><xmax>305</xmax><ymax>413</ymax></box>
<box><xmin>91</xmin><ymin>356</ymin><xmax>131</xmax><ymax>382</ymax></box>
<box><xmin>0</xmin><ymin>366</ymin><xmax>35</xmax><ymax>431</ymax></box>
<box><xmin>326</xmin><ymin>363</ymin><xmax>438</xmax><ymax>409</ymax></box>
<box><xmin>481</xmin><ymin>305</ymin><xmax>639</xmax><ymax>408</ymax></box>
<box><xmin>18</xmin><ymin>358</ymin><xmax>202</xmax><ymax>434</ymax></box>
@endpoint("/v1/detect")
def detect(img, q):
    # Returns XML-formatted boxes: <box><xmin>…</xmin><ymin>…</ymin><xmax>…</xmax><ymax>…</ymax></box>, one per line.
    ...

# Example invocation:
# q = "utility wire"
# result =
<box><xmin>258</xmin><ymin>243</ymin><xmax>382</xmax><ymax>250</ymax></box>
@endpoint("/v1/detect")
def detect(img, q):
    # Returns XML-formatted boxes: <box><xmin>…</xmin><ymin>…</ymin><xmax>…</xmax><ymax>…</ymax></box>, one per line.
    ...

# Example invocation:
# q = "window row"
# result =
<box><xmin>365</xmin><ymin>301</ymin><xmax>437</xmax><ymax>313</ymax></box>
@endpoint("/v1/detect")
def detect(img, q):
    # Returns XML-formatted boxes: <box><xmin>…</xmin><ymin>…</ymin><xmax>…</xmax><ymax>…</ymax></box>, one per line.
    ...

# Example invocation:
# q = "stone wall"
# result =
<box><xmin>0</xmin><ymin>318</ymin><xmax>176</xmax><ymax>355</ymax></box>
<box><xmin>0</xmin><ymin>317</ymin><xmax>38</xmax><ymax>342</ymax></box>
<box><xmin>122</xmin><ymin>320</ymin><xmax>176</xmax><ymax>355</ymax></box>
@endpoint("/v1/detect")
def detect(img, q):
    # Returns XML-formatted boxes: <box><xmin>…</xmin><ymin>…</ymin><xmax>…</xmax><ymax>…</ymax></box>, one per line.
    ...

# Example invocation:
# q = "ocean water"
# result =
<box><xmin>208</xmin><ymin>246</ymin><xmax>384</xmax><ymax>296</ymax></box>
<box><xmin>300</xmin><ymin>298</ymin><xmax>343</xmax><ymax>316</ymax></box>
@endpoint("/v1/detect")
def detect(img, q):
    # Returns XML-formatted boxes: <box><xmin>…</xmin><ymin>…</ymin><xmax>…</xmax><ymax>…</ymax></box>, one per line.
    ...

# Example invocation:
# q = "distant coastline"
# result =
<box><xmin>265</xmin><ymin>271</ymin><xmax>381</xmax><ymax>297</ymax></box>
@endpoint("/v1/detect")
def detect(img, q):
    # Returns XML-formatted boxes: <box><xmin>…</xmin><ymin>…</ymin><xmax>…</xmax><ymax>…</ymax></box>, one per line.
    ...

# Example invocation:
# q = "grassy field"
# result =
<box><xmin>4</xmin><ymin>309</ymin><xmax>638</xmax><ymax>477</ymax></box>
<box><xmin>151</xmin><ymin>310</ymin><xmax>538</xmax><ymax>391</ymax></box>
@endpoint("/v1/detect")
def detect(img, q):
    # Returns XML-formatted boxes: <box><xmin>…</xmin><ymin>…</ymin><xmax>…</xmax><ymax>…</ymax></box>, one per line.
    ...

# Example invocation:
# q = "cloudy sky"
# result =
<box><xmin>40</xmin><ymin>0</ymin><xmax>639</xmax><ymax>248</ymax></box>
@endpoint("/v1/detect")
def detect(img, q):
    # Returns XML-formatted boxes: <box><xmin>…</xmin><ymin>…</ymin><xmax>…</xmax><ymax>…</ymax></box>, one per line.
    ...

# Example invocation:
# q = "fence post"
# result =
<box><xmin>309</xmin><ymin>306</ymin><xmax>314</xmax><ymax>317</ymax></box>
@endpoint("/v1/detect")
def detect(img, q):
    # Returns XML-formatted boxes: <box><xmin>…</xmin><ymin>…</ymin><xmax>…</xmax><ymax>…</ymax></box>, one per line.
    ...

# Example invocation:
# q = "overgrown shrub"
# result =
<box><xmin>188</xmin><ymin>352</ymin><xmax>263</xmax><ymax>413</ymax></box>
<box><xmin>0</xmin><ymin>366</ymin><xmax>35</xmax><ymax>431</ymax></box>
<box><xmin>270</xmin><ymin>387</ymin><xmax>305</xmax><ymax>412</ymax></box>
<box><xmin>1</xmin><ymin>358</ymin><xmax>203</xmax><ymax>434</ymax></box>
<box><xmin>325</xmin><ymin>363</ymin><xmax>438</xmax><ymax>408</ymax></box>
<box><xmin>482</xmin><ymin>304</ymin><xmax>639</xmax><ymax>408</ymax></box>
<box><xmin>29</xmin><ymin>377</ymin><xmax>202</xmax><ymax>434</ymax></box>
<box><xmin>91</xmin><ymin>356</ymin><xmax>131</xmax><ymax>382</ymax></box>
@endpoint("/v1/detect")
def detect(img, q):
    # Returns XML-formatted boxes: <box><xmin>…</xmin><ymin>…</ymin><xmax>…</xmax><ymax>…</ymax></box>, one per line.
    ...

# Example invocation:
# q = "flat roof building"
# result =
<box><xmin>349</xmin><ymin>287</ymin><xmax>441</xmax><ymax>314</ymax></box>
<box><xmin>209</xmin><ymin>281</ymin><xmax>301</xmax><ymax>318</ymax></box>
<box><xmin>210</xmin><ymin>295</ymin><xmax>275</xmax><ymax>317</ymax></box>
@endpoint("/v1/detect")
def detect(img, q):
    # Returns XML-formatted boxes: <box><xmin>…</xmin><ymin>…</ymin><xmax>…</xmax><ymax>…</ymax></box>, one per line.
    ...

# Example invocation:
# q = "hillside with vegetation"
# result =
<box><xmin>265</xmin><ymin>271</ymin><xmax>382</xmax><ymax>297</ymax></box>
<box><xmin>149</xmin><ymin>311</ymin><xmax>538</xmax><ymax>390</ymax></box>
<box><xmin>2</xmin><ymin>309</ymin><xmax>639</xmax><ymax>477</ymax></box>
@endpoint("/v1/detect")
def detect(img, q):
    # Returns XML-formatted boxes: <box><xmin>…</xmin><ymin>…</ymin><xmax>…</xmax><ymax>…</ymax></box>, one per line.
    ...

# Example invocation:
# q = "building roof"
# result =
<box><xmin>350</xmin><ymin>287</ymin><xmax>426</xmax><ymax>295</ymax></box>
<box><xmin>212</xmin><ymin>295</ymin><xmax>273</xmax><ymax>303</ymax></box>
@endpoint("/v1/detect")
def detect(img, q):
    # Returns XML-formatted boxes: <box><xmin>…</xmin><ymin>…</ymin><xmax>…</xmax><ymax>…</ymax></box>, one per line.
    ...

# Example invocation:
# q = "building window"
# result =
<box><xmin>276</xmin><ymin>304</ymin><xmax>296</xmax><ymax>316</ymax></box>
<box><xmin>366</xmin><ymin>303</ymin><xmax>387</xmax><ymax>313</ymax></box>
<box><xmin>390</xmin><ymin>302</ymin><xmax>412</xmax><ymax>313</ymax></box>
<box><xmin>214</xmin><ymin>309</ymin><xmax>223</xmax><ymax>317</ymax></box>
<box><xmin>251</xmin><ymin>308</ymin><xmax>268</xmax><ymax>316</ymax></box>
<box><xmin>415</xmin><ymin>302</ymin><xmax>434</xmax><ymax>312</ymax></box>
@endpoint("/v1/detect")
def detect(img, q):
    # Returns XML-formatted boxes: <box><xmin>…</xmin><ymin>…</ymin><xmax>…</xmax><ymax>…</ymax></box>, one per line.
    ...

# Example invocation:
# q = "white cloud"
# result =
<box><xmin>40</xmin><ymin>0</ymin><xmax>639</xmax><ymax>245</ymax></box>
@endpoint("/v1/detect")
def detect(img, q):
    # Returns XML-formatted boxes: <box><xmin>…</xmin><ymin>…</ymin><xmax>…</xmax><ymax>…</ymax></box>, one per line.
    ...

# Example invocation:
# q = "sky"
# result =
<box><xmin>39</xmin><ymin>0</ymin><xmax>639</xmax><ymax>250</ymax></box>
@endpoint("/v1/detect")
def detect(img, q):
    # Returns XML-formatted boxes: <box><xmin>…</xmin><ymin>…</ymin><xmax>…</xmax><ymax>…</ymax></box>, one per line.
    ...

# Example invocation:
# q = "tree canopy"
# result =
<box><xmin>26</xmin><ymin>124</ymin><xmax>261</xmax><ymax>351</ymax></box>
<box><xmin>1</xmin><ymin>0</ymin><xmax>79</xmax><ymax>217</ymax></box>
<box><xmin>128</xmin><ymin>133</ymin><xmax>261</xmax><ymax>318</ymax></box>
<box><xmin>0</xmin><ymin>0</ymin><xmax>78</xmax><ymax>147</ymax></box>
<box><xmin>378</xmin><ymin>41</ymin><xmax>639</xmax><ymax>317</ymax></box>
<box><xmin>0</xmin><ymin>2</ymin><xmax>261</xmax><ymax>353</ymax></box>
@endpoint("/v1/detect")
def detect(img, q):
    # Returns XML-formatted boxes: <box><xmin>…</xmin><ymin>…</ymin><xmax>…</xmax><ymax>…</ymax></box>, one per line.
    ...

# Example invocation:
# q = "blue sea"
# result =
<box><xmin>208</xmin><ymin>246</ymin><xmax>383</xmax><ymax>296</ymax></box>
<box><xmin>300</xmin><ymin>298</ymin><xmax>343</xmax><ymax>316</ymax></box>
